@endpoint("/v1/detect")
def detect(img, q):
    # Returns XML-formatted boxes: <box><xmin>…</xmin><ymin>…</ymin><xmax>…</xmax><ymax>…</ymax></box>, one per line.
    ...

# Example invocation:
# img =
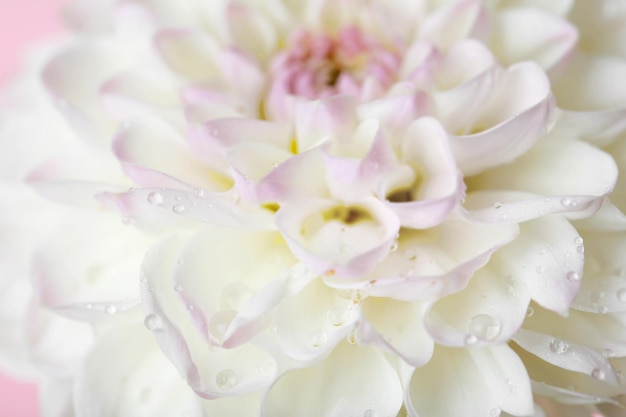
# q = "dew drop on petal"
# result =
<box><xmin>220</xmin><ymin>282</ymin><xmax>253</xmax><ymax>311</ymax></box>
<box><xmin>327</xmin><ymin>308</ymin><xmax>349</xmax><ymax>326</ymax></box>
<box><xmin>574</xmin><ymin>237</ymin><xmax>583</xmax><ymax>245</ymax></box>
<box><xmin>172</xmin><ymin>204</ymin><xmax>186</xmax><ymax>214</ymax></box>
<box><xmin>193</xmin><ymin>188</ymin><xmax>205</xmax><ymax>198</ymax></box>
<box><xmin>526</xmin><ymin>306</ymin><xmax>534</xmax><ymax>317</ymax></box>
<box><xmin>209</xmin><ymin>310</ymin><xmax>237</xmax><ymax>339</ymax></box>
<box><xmin>174</xmin><ymin>284</ymin><xmax>184</xmax><ymax>293</ymax></box>
<box><xmin>561</xmin><ymin>197</ymin><xmax>572</xmax><ymax>207</ymax></box>
<box><xmin>490</xmin><ymin>408</ymin><xmax>501</xmax><ymax>417</ymax></box>
<box><xmin>105</xmin><ymin>304</ymin><xmax>118</xmax><ymax>315</ymax></box>
<box><xmin>464</xmin><ymin>334</ymin><xmax>478</xmax><ymax>345</ymax></box>
<box><xmin>549</xmin><ymin>338</ymin><xmax>569</xmax><ymax>354</ymax></box>
<box><xmin>591</xmin><ymin>367</ymin><xmax>606</xmax><ymax>381</ymax></box>
<box><xmin>493</xmin><ymin>201</ymin><xmax>503</xmax><ymax>209</ymax></box>
<box><xmin>468</xmin><ymin>314</ymin><xmax>501</xmax><ymax>341</ymax></box>
<box><xmin>566</xmin><ymin>271</ymin><xmax>581</xmax><ymax>282</ymax></box>
<box><xmin>617</xmin><ymin>288</ymin><xmax>626</xmax><ymax>303</ymax></box>
<box><xmin>311</xmin><ymin>331</ymin><xmax>328</xmax><ymax>347</ymax></box>
<box><xmin>147</xmin><ymin>191</ymin><xmax>164</xmax><ymax>206</ymax></box>
<box><xmin>602</xmin><ymin>348</ymin><xmax>614</xmax><ymax>358</ymax></box>
<box><xmin>389</xmin><ymin>241</ymin><xmax>398</xmax><ymax>252</ymax></box>
<box><xmin>144</xmin><ymin>313</ymin><xmax>163</xmax><ymax>331</ymax></box>
<box><xmin>215</xmin><ymin>369</ymin><xmax>238</xmax><ymax>390</ymax></box>
<box><xmin>363</xmin><ymin>410</ymin><xmax>377</xmax><ymax>417</ymax></box>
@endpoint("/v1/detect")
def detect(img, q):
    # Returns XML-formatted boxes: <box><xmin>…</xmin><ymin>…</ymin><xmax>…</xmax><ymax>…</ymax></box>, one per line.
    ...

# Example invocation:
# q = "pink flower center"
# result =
<box><xmin>269</xmin><ymin>27</ymin><xmax>403</xmax><ymax>99</ymax></box>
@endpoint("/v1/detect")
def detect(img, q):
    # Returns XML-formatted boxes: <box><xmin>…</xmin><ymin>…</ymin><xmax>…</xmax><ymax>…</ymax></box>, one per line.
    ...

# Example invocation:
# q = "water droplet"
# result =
<box><xmin>140</xmin><ymin>275</ymin><xmax>148</xmax><ymax>284</ymax></box>
<box><xmin>617</xmin><ymin>288</ymin><xmax>626</xmax><ymax>303</ymax></box>
<box><xmin>597</xmin><ymin>305</ymin><xmax>608</xmax><ymax>314</ymax></box>
<box><xmin>390</xmin><ymin>241</ymin><xmax>398</xmax><ymax>252</ymax></box>
<box><xmin>105</xmin><ymin>304</ymin><xmax>118</xmax><ymax>315</ymax></box>
<box><xmin>174</xmin><ymin>284</ymin><xmax>184</xmax><ymax>293</ymax></box>
<box><xmin>591</xmin><ymin>367</ymin><xmax>606</xmax><ymax>381</ymax></box>
<box><xmin>574</xmin><ymin>237</ymin><xmax>583</xmax><ymax>245</ymax></box>
<box><xmin>566</xmin><ymin>271</ymin><xmax>581</xmax><ymax>282</ymax></box>
<box><xmin>209</xmin><ymin>310</ymin><xmax>237</xmax><ymax>339</ymax></box>
<box><xmin>144</xmin><ymin>313</ymin><xmax>163</xmax><ymax>331</ymax></box>
<box><xmin>602</xmin><ymin>348</ymin><xmax>614</xmax><ymax>358</ymax></box>
<box><xmin>363</xmin><ymin>410</ymin><xmax>377</xmax><ymax>417</ymax></box>
<box><xmin>327</xmin><ymin>308</ymin><xmax>349</xmax><ymax>326</ymax></box>
<box><xmin>172</xmin><ymin>204</ymin><xmax>186</xmax><ymax>214</ymax></box>
<box><xmin>468</xmin><ymin>314</ymin><xmax>501</xmax><ymax>341</ymax></box>
<box><xmin>147</xmin><ymin>191</ymin><xmax>164</xmax><ymax>206</ymax></box>
<box><xmin>311</xmin><ymin>331</ymin><xmax>328</xmax><ymax>347</ymax></box>
<box><xmin>536</xmin><ymin>265</ymin><xmax>546</xmax><ymax>274</ymax></box>
<box><xmin>577</xmin><ymin>245</ymin><xmax>585</xmax><ymax>254</ymax></box>
<box><xmin>464</xmin><ymin>334</ymin><xmax>478</xmax><ymax>345</ymax></box>
<box><xmin>493</xmin><ymin>201</ymin><xmax>503</xmax><ymax>209</ymax></box>
<box><xmin>193</xmin><ymin>188</ymin><xmax>205</xmax><ymax>198</ymax></box>
<box><xmin>85</xmin><ymin>303</ymin><xmax>93</xmax><ymax>310</ymax></box>
<box><xmin>549</xmin><ymin>338</ymin><xmax>569</xmax><ymax>354</ymax></box>
<box><xmin>215</xmin><ymin>369</ymin><xmax>238</xmax><ymax>390</ymax></box>
<box><xmin>490</xmin><ymin>407</ymin><xmax>501</xmax><ymax>417</ymax></box>
<box><xmin>561</xmin><ymin>197</ymin><xmax>572</xmax><ymax>207</ymax></box>
<box><xmin>526</xmin><ymin>306</ymin><xmax>534</xmax><ymax>317</ymax></box>
<box><xmin>220</xmin><ymin>282</ymin><xmax>253</xmax><ymax>310</ymax></box>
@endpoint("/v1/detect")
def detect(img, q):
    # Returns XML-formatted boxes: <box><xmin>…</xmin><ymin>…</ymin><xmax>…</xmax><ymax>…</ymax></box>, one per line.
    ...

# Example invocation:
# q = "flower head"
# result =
<box><xmin>2</xmin><ymin>0</ymin><xmax>626</xmax><ymax>416</ymax></box>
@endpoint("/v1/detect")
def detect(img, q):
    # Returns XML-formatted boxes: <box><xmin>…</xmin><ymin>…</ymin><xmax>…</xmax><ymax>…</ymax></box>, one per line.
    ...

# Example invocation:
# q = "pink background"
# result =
<box><xmin>0</xmin><ymin>0</ymin><xmax>67</xmax><ymax>416</ymax></box>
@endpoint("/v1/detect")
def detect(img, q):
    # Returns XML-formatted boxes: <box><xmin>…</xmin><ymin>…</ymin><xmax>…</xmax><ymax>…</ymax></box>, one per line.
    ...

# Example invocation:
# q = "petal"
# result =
<box><xmin>493</xmin><ymin>216</ymin><xmax>584</xmax><ymax>315</ymax></box>
<box><xmin>490</xmin><ymin>8</ymin><xmax>578</xmax><ymax>71</ymax></box>
<box><xmin>112</xmin><ymin>117</ymin><xmax>232</xmax><ymax>191</ymax></box>
<box><xmin>140</xmin><ymin>233</ymin><xmax>278</xmax><ymax>398</ymax></box>
<box><xmin>262</xmin><ymin>343</ymin><xmax>403</xmax><ymax>417</ymax></box>
<box><xmin>552</xmin><ymin>53</ymin><xmax>626</xmax><ymax>111</ymax></box>
<box><xmin>425</xmin><ymin>252</ymin><xmax>531</xmax><ymax>347</ymax></box>
<box><xmin>276</xmin><ymin>197</ymin><xmax>400</xmax><ymax>278</ymax></box>
<box><xmin>155</xmin><ymin>28</ymin><xmax>221</xmax><ymax>81</ymax></box>
<box><xmin>420</xmin><ymin>0</ymin><xmax>484</xmax><ymax>51</ymax></box>
<box><xmin>359</xmin><ymin>299</ymin><xmax>434</xmax><ymax>367</ymax></box>
<box><xmin>224</xmin><ymin>2</ymin><xmax>278</xmax><ymax>63</ymax></box>
<box><xmin>381</xmin><ymin>117</ymin><xmax>463</xmax><ymax>228</ymax></box>
<box><xmin>513</xmin><ymin>329</ymin><xmax>619</xmax><ymax>385</ymax></box>
<box><xmin>324</xmin><ymin>216</ymin><xmax>519</xmax><ymax>301</ymax></box>
<box><xmin>570</xmin><ymin>231</ymin><xmax>626</xmax><ymax>314</ymax></box>
<box><xmin>74</xmin><ymin>325</ymin><xmax>199</xmax><ymax>417</ymax></box>
<box><xmin>407</xmin><ymin>345</ymin><xmax>534</xmax><ymax>417</ymax></box>
<box><xmin>32</xmin><ymin>209</ymin><xmax>150</xmax><ymax>317</ymax></box>
<box><xmin>275</xmin><ymin>279</ymin><xmax>358</xmax><ymax>362</ymax></box>
<box><xmin>470</xmin><ymin>137</ymin><xmax>618</xmax><ymax>202</ymax></box>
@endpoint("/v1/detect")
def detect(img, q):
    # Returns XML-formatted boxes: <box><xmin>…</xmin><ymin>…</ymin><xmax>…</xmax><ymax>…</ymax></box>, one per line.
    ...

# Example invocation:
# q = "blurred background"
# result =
<box><xmin>0</xmin><ymin>1</ymin><xmax>67</xmax><ymax>415</ymax></box>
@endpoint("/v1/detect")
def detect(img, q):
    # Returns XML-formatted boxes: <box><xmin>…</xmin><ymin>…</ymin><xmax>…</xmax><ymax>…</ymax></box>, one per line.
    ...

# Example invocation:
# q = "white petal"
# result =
<box><xmin>276</xmin><ymin>197</ymin><xmax>400</xmax><ymax>278</ymax></box>
<box><xmin>420</xmin><ymin>0</ymin><xmax>484</xmax><ymax>51</ymax></box>
<box><xmin>262</xmin><ymin>343</ymin><xmax>403</xmax><ymax>417</ymax></box>
<box><xmin>224</xmin><ymin>2</ymin><xmax>278</xmax><ymax>63</ymax></box>
<box><xmin>425</xmin><ymin>252</ymin><xmax>531</xmax><ymax>347</ymax></box>
<box><xmin>155</xmin><ymin>29</ymin><xmax>221</xmax><ymax>81</ymax></box>
<box><xmin>359</xmin><ymin>299</ymin><xmax>434</xmax><ymax>367</ymax></box>
<box><xmin>275</xmin><ymin>279</ymin><xmax>358</xmax><ymax>362</ymax></box>
<box><xmin>407</xmin><ymin>345</ymin><xmax>533</xmax><ymax>417</ymax></box>
<box><xmin>470</xmin><ymin>138</ymin><xmax>617</xmax><ymax>201</ymax></box>
<box><xmin>513</xmin><ymin>329</ymin><xmax>619</xmax><ymax>385</ymax></box>
<box><xmin>490</xmin><ymin>8</ymin><xmax>577</xmax><ymax>71</ymax></box>
<box><xmin>324</xmin><ymin>216</ymin><xmax>519</xmax><ymax>301</ymax></box>
<box><xmin>493</xmin><ymin>216</ymin><xmax>584</xmax><ymax>315</ymax></box>
<box><xmin>74</xmin><ymin>325</ymin><xmax>198</xmax><ymax>417</ymax></box>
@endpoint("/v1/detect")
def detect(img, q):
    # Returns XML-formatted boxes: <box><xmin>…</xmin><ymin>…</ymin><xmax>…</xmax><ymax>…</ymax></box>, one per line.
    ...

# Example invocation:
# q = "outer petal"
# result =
<box><xmin>262</xmin><ymin>342</ymin><xmax>403</xmax><ymax>417</ymax></box>
<box><xmin>470</xmin><ymin>138</ymin><xmax>618</xmax><ymax>203</ymax></box>
<box><xmin>359</xmin><ymin>299</ymin><xmax>434</xmax><ymax>367</ymax></box>
<box><xmin>492</xmin><ymin>216</ymin><xmax>584</xmax><ymax>315</ymax></box>
<box><xmin>407</xmin><ymin>345</ymin><xmax>533</xmax><ymax>417</ymax></box>
<box><xmin>425</xmin><ymin>251</ymin><xmax>531</xmax><ymax>347</ymax></box>
<box><xmin>489</xmin><ymin>8</ymin><xmax>578</xmax><ymax>71</ymax></box>
<box><xmin>420</xmin><ymin>0</ymin><xmax>484</xmax><ymax>51</ymax></box>
<box><xmin>74</xmin><ymin>324</ymin><xmax>199</xmax><ymax>417</ymax></box>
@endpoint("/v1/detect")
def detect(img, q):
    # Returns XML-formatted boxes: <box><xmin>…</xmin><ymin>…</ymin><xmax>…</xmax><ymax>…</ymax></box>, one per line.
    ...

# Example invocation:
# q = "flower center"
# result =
<box><xmin>269</xmin><ymin>26</ymin><xmax>402</xmax><ymax>99</ymax></box>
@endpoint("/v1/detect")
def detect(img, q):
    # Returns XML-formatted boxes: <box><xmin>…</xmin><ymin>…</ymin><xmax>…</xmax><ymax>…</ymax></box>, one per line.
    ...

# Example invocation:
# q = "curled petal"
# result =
<box><xmin>420</xmin><ymin>0</ymin><xmax>484</xmax><ymax>51</ymax></box>
<box><xmin>276</xmin><ymin>197</ymin><xmax>400</xmax><ymax>278</ymax></box>
<box><xmin>490</xmin><ymin>8</ymin><xmax>578</xmax><ymax>71</ymax></box>
<box><xmin>359</xmin><ymin>299</ymin><xmax>434</xmax><ymax>367</ymax></box>
<box><xmin>407</xmin><ymin>345</ymin><xmax>534</xmax><ymax>417</ymax></box>
<box><xmin>425</xmin><ymin>252</ymin><xmax>531</xmax><ymax>347</ymax></box>
<box><xmin>155</xmin><ymin>28</ymin><xmax>221</xmax><ymax>81</ymax></box>
<box><xmin>262</xmin><ymin>342</ymin><xmax>403</xmax><ymax>417</ymax></box>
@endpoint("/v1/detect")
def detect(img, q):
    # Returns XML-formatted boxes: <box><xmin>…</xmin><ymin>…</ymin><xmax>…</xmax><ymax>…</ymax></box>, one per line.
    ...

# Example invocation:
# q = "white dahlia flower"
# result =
<box><xmin>1</xmin><ymin>0</ymin><xmax>626</xmax><ymax>416</ymax></box>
